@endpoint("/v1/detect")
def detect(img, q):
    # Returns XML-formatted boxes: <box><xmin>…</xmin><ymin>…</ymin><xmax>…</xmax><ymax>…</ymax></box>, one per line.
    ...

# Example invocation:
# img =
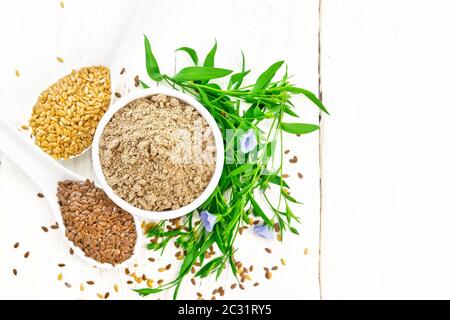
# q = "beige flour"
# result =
<box><xmin>99</xmin><ymin>94</ymin><xmax>216</xmax><ymax>211</ymax></box>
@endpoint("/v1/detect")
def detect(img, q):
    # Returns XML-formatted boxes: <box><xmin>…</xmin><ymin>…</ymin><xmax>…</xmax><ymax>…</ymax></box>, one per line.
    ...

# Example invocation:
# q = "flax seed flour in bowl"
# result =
<box><xmin>92</xmin><ymin>88</ymin><xmax>224</xmax><ymax>220</ymax></box>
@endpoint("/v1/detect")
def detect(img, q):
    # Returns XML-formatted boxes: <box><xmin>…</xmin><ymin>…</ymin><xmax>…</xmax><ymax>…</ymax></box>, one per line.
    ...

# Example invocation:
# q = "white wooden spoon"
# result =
<box><xmin>32</xmin><ymin>0</ymin><xmax>152</xmax><ymax>159</ymax></box>
<box><xmin>0</xmin><ymin>116</ymin><xmax>142</xmax><ymax>268</ymax></box>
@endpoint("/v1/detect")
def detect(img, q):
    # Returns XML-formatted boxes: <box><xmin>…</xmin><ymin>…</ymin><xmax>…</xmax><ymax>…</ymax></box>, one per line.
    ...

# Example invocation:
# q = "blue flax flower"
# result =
<box><xmin>253</xmin><ymin>224</ymin><xmax>274</xmax><ymax>239</ymax></box>
<box><xmin>240</xmin><ymin>130</ymin><xmax>257</xmax><ymax>153</ymax></box>
<box><xmin>200</xmin><ymin>210</ymin><xmax>217</xmax><ymax>232</ymax></box>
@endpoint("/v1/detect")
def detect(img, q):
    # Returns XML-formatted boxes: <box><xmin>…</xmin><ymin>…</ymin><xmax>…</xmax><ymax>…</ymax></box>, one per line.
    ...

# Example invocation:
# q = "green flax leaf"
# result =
<box><xmin>204</xmin><ymin>40</ymin><xmax>217</xmax><ymax>67</ymax></box>
<box><xmin>134</xmin><ymin>288</ymin><xmax>164</xmax><ymax>296</ymax></box>
<box><xmin>172</xmin><ymin>67</ymin><xmax>232</xmax><ymax>82</ymax></box>
<box><xmin>139</xmin><ymin>80</ymin><xmax>150</xmax><ymax>88</ymax></box>
<box><xmin>195</xmin><ymin>257</ymin><xmax>223</xmax><ymax>278</ymax></box>
<box><xmin>251</xmin><ymin>61</ymin><xmax>284</xmax><ymax>94</ymax></box>
<box><xmin>287</xmin><ymin>87</ymin><xmax>329</xmax><ymax>114</ymax></box>
<box><xmin>144</xmin><ymin>35</ymin><xmax>162</xmax><ymax>81</ymax></box>
<box><xmin>268</xmin><ymin>175</ymin><xmax>290</xmax><ymax>188</ymax></box>
<box><xmin>250</xmin><ymin>196</ymin><xmax>273</xmax><ymax>226</ymax></box>
<box><xmin>281</xmin><ymin>123</ymin><xmax>320</xmax><ymax>135</ymax></box>
<box><xmin>176</xmin><ymin>47</ymin><xmax>199</xmax><ymax>65</ymax></box>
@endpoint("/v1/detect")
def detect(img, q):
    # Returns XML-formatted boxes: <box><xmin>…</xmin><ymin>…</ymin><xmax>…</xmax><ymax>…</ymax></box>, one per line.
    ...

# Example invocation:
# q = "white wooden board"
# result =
<box><xmin>0</xmin><ymin>0</ymin><xmax>321</xmax><ymax>299</ymax></box>
<box><xmin>320</xmin><ymin>0</ymin><xmax>450</xmax><ymax>299</ymax></box>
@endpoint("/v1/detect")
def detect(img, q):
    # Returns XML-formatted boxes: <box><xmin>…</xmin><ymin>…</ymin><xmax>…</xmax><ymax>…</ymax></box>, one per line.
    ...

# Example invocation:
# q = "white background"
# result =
<box><xmin>0</xmin><ymin>0</ymin><xmax>448</xmax><ymax>300</ymax></box>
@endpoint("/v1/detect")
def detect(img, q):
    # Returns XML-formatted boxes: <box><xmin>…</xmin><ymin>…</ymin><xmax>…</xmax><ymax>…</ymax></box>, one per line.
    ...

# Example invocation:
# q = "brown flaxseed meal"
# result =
<box><xmin>98</xmin><ymin>94</ymin><xmax>216</xmax><ymax>211</ymax></box>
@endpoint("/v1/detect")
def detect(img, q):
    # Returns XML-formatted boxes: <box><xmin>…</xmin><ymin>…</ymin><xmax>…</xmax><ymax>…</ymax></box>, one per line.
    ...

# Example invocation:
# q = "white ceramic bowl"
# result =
<box><xmin>92</xmin><ymin>88</ymin><xmax>224</xmax><ymax>221</ymax></box>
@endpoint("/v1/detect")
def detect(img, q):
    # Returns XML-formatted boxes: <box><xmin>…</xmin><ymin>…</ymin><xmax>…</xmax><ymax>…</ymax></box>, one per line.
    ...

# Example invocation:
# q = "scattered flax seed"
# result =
<box><xmin>120</xmin><ymin>68</ymin><xmax>126</xmax><ymax>75</ymax></box>
<box><xmin>104</xmin><ymin>292</ymin><xmax>110</xmax><ymax>299</ymax></box>
<box><xmin>80</xmin><ymin>283</ymin><xmax>85</xmax><ymax>291</ymax></box>
<box><xmin>58</xmin><ymin>263</ymin><xmax>65</xmax><ymax>267</ymax></box>
<box><xmin>158</xmin><ymin>267</ymin><xmax>165</xmax><ymax>272</ymax></box>
<box><xmin>274</xmin><ymin>223</ymin><xmax>280</xmax><ymax>232</ymax></box>
<box><xmin>211</xmin><ymin>296</ymin><xmax>216</xmax><ymax>300</ymax></box>
<box><xmin>13</xmin><ymin>269</ymin><xmax>18</xmax><ymax>276</ymax></box>
<box><xmin>304</xmin><ymin>248</ymin><xmax>309</xmax><ymax>255</ymax></box>
<box><xmin>114</xmin><ymin>284</ymin><xmax>119</xmax><ymax>293</ymax></box>
<box><xmin>56</xmin><ymin>56</ymin><xmax>64</xmax><ymax>63</ymax></box>
<box><xmin>282</xmin><ymin>174</ymin><xmax>290</xmax><ymax>178</ymax></box>
<box><xmin>125</xmin><ymin>268</ymin><xmax>130</xmax><ymax>275</ymax></box>
<box><xmin>277</xmin><ymin>234</ymin><xmax>282</xmax><ymax>241</ymax></box>
<box><xmin>165</xmin><ymin>264</ymin><xmax>171</xmax><ymax>270</ymax></box>
<box><xmin>264</xmin><ymin>267</ymin><xmax>269</xmax><ymax>272</ymax></box>
<box><xmin>24</xmin><ymin>251</ymin><xmax>30</xmax><ymax>258</ymax></box>
<box><xmin>134</xmin><ymin>75</ymin><xmax>140</xmax><ymax>87</ymax></box>
<box><xmin>59</xmin><ymin>1</ymin><xmax>65</xmax><ymax>9</ymax></box>
<box><xmin>191</xmin><ymin>267</ymin><xmax>195</xmax><ymax>274</ymax></box>
<box><xmin>284</xmin><ymin>149</ymin><xmax>290</xmax><ymax>154</ymax></box>
<box><xmin>239</xmin><ymin>284</ymin><xmax>245</xmax><ymax>290</ymax></box>
<box><xmin>157</xmin><ymin>279</ymin><xmax>164</xmax><ymax>285</ymax></box>
<box><xmin>265</xmin><ymin>271</ymin><xmax>273</xmax><ymax>280</ymax></box>
<box><xmin>96</xmin><ymin>293</ymin><xmax>104</xmax><ymax>299</ymax></box>
<box><xmin>64</xmin><ymin>282</ymin><xmax>71</xmax><ymax>288</ymax></box>
<box><xmin>146</xmin><ymin>280</ymin><xmax>153</xmax><ymax>288</ymax></box>
<box><xmin>191</xmin><ymin>278</ymin><xmax>196</xmax><ymax>286</ymax></box>
<box><xmin>253</xmin><ymin>282</ymin><xmax>259</xmax><ymax>287</ymax></box>
<box><xmin>126</xmin><ymin>280</ymin><xmax>133</xmax><ymax>285</ymax></box>
<box><xmin>21</xmin><ymin>125</ymin><xmax>29</xmax><ymax>130</ymax></box>
<box><xmin>142</xmin><ymin>274</ymin><xmax>147</xmax><ymax>281</ymax></box>
<box><xmin>57</xmin><ymin>273</ymin><xmax>63</xmax><ymax>281</ymax></box>
<box><xmin>231</xmin><ymin>283</ymin><xmax>237</xmax><ymax>289</ymax></box>
<box><xmin>271</xmin><ymin>266</ymin><xmax>278</xmax><ymax>271</ymax></box>
<box><xmin>114</xmin><ymin>92</ymin><xmax>122</xmax><ymax>98</ymax></box>
<box><xmin>86</xmin><ymin>280</ymin><xmax>94</xmax><ymax>285</ymax></box>
<box><xmin>41</xmin><ymin>226</ymin><xmax>49</xmax><ymax>232</ymax></box>
<box><xmin>69</xmin><ymin>248</ymin><xmax>74</xmax><ymax>255</ymax></box>
<box><xmin>249</xmin><ymin>265</ymin><xmax>254</xmax><ymax>272</ymax></box>
<box><xmin>15</xmin><ymin>69</ymin><xmax>20</xmax><ymax>77</ymax></box>
<box><xmin>253</xmin><ymin>220</ymin><xmax>260</xmax><ymax>225</ymax></box>
<box><xmin>13</xmin><ymin>242</ymin><xmax>19</xmax><ymax>249</ymax></box>
<box><xmin>148</xmin><ymin>257</ymin><xmax>155</xmax><ymax>262</ymax></box>
<box><xmin>50</xmin><ymin>223</ymin><xmax>59</xmax><ymax>230</ymax></box>
<box><xmin>289</xmin><ymin>156</ymin><xmax>298</xmax><ymax>164</ymax></box>
<box><xmin>281</xmin><ymin>258</ymin><xmax>287</xmax><ymax>266</ymax></box>
<box><xmin>297</xmin><ymin>172</ymin><xmax>304</xmax><ymax>179</ymax></box>
<box><xmin>37</xmin><ymin>192</ymin><xmax>44</xmax><ymax>198</ymax></box>
<box><xmin>265</xmin><ymin>248</ymin><xmax>272</xmax><ymax>254</ymax></box>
